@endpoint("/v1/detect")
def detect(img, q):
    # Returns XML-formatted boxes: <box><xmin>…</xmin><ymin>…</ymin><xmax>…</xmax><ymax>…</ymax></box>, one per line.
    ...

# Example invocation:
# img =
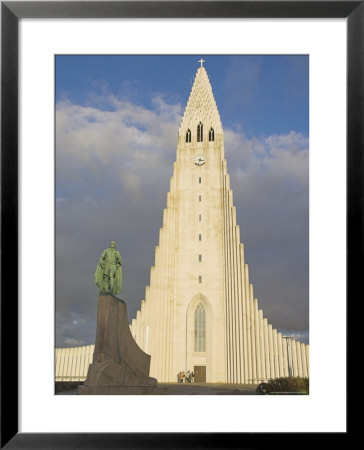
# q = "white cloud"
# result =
<box><xmin>64</xmin><ymin>337</ymin><xmax>87</xmax><ymax>347</ymax></box>
<box><xmin>56</xmin><ymin>95</ymin><xmax>308</xmax><ymax>347</ymax></box>
<box><xmin>279</xmin><ymin>329</ymin><xmax>309</xmax><ymax>344</ymax></box>
<box><xmin>56</xmin><ymin>96</ymin><xmax>181</xmax><ymax>198</ymax></box>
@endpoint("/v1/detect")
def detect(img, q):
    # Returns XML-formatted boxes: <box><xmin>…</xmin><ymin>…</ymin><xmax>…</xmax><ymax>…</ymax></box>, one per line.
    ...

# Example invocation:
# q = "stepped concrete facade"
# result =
<box><xmin>56</xmin><ymin>345</ymin><xmax>94</xmax><ymax>382</ymax></box>
<box><xmin>129</xmin><ymin>64</ymin><xmax>309</xmax><ymax>384</ymax></box>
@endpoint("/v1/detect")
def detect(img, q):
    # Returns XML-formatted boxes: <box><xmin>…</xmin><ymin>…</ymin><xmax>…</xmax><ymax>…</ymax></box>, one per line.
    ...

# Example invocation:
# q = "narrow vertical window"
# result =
<box><xmin>186</xmin><ymin>129</ymin><xmax>191</xmax><ymax>143</ymax></box>
<box><xmin>199</xmin><ymin>195</ymin><xmax>202</xmax><ymax>202</ymax></box>
<box><xmin>199</xmin><ymin>177</ymin><xmax>202</xmax><ymax>184</ymax></box>
<box><xmin>197</xmin><ymin>122</ymin><xmax>203</xmax><ymax>142</ymax></box>
<box><xmin>199</xmin><ymin>255</ymin><xmax>202</xmax><ymax>262</ymax></box>
<box><xmin>199</xmin><ymin>234</ymin><xmax>202</xmax><ymax>241</ymax></box>
<box><xmin>198</xmin><ymin>276</ymin><xmax>202</xmax><ymax>283</ymax></box>
<box><xmin>209</xmin><ymin>127</ymin><xmax>215</xmax><ymax>142</ymax></box>
<box><xmin>194</xmin><ymin>303</ymin><xmax>206</xmax><ymax>352</ymax></box>
<box><xmin>199</xmin><ymin>214</ymin><xmax>202</xmax><ymax>222</ymax></box>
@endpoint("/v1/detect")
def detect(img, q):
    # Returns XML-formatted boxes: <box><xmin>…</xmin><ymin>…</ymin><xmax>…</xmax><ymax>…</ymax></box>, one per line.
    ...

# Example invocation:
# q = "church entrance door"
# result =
<box><xmin>194</xmin><ymin>365</ymin><xmax>206</xmax><ymax>382</ymax></box>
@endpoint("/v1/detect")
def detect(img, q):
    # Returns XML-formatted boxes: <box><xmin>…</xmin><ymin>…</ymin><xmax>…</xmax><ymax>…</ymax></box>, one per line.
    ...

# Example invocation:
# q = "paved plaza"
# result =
<box><xmin>56</xmin><ymin>382</ymin><xmax>256</xmax><ymax>395</ymax></box>
<box><xmin>159</xmin><ymin>383</ymin><xmax>256</xmax><ymax>395</ymax></box>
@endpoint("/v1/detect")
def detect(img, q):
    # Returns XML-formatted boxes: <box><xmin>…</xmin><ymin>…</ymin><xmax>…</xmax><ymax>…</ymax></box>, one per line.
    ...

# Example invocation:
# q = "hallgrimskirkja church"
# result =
<box><xmin>129</xmin><ymin>62</ymin><xmax>309</xmax><ymax>384</ymax></box>
<box><xmin>56</xmin><ymin>62</ymin><xmax>309</xmax><ymax>386</ymax></box>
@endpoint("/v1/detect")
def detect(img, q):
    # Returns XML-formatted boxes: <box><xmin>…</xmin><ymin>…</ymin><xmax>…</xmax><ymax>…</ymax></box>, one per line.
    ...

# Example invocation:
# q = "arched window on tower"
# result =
<box><xmin>209</xmin><ymin>127</ymin><xmax>215</xmax><ymax>142</ymax></box>
<box><xmin>194</xmin><ymin>303</ymin><xmax>206</xmax><ymax>352</ymax></box>
<box><xmin>186</xmin><ymin>129</ymin><xmax>191</xmax><ymax>143</ymax></box>
<box><xmin>197</xmin><ymin>122</ymin><xmax>203</xmax><ymax>142</ymax></box>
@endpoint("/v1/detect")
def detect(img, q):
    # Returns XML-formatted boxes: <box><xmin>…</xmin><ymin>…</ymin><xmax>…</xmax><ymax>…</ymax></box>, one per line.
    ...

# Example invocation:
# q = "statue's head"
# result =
<box><xmin>110</xmin><ymin>241</ymin><xmax>116</xmax><ymax>249</ymax></box>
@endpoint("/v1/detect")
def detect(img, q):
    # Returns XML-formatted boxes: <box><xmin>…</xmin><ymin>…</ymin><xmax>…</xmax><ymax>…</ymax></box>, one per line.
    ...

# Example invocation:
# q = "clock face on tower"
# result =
<box><xmin>194</xmin><ymin>155</ymin><xmax>206</xmax><ymax>166</ymax></box>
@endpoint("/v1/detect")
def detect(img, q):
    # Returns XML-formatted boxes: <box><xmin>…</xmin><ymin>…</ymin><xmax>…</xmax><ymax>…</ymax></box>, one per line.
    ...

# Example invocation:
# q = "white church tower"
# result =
<box><xmin>131</xmin><ymin>61</ymin><xmax>309</xmax><ymax>384</ymax></box>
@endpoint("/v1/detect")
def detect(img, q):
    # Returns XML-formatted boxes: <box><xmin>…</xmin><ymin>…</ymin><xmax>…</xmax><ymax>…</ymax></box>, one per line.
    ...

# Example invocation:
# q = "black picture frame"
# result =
<box><xmin>1</xmin><ymin>1</ymin><xmax>358</xmax><ymax>447</ymax></box>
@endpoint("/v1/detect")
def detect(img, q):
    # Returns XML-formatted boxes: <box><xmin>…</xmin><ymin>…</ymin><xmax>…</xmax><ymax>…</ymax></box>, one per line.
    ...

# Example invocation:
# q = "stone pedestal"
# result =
<box><xmin>78</xmin><ymin>294</ymin><xmax>168</xmax><ymax>395</ymax></box>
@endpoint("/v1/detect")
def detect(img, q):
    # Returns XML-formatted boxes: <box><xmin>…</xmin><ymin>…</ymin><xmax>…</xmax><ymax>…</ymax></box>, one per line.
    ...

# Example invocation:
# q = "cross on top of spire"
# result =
<box><xmin>198</xmin><ymin>58</ymin><xmax>205</xmax><ymax>67</ymax></box>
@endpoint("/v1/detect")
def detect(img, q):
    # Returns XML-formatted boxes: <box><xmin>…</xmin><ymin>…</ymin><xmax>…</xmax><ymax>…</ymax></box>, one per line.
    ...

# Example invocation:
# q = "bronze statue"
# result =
<box><xmin>94</xmin><ymin>241</ymin><xmax>122</xmax><ymax>295</ymax></box>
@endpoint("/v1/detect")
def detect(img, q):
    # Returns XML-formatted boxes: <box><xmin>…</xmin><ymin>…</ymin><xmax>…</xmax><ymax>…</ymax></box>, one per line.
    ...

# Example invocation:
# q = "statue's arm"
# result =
<box><xmin>116</xmin><ymin>251</ymin><xmax>122</xmax><ymax>266</ymax></box>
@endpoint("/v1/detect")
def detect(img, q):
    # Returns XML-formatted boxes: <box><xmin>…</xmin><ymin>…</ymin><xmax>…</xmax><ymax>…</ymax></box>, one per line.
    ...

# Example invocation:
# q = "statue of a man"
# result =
<box><xmin>94</xmin><ymin>241</ymin><xmax>122</xmax><ymax>295</ymax></box>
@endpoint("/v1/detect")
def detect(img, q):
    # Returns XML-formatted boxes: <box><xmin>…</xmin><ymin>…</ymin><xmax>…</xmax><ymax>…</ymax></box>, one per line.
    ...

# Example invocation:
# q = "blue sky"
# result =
<box><xmin>56</xmin><ymin>55</ymin><xmax>308</xmax><ymax>138</ymax></box>
<box><xmin>56</xmin><ymin>55</ymin><xmax>309</xmax><ymax>347</ymax></box>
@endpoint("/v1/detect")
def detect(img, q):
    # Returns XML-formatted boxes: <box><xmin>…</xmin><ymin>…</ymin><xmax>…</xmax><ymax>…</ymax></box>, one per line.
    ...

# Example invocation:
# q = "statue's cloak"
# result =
<box><xmin>112</xmin><ymin>255</ymin><xmax>122</xmax><ymax>295</ymax></box>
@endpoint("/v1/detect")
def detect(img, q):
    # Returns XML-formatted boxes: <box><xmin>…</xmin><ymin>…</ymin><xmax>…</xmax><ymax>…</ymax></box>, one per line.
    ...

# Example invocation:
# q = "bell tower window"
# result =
<box><xmin>197</xmin><ymin>122</ymin><xmax>203</xmax><ymax>142</ymax></box>
<box><xmin>209</xmin><ymin>127</ymin><xmax>215</xmax><ymax>142</ymax></box>
<box><xmin>194</xmin><ymin>303</ymin><xmax>206</xmax><ymax>352</ymax></box>
<box><xmin>186</xmin><ymin>129</ymin><xmax>191</xmax><ymax>143</ymax></box>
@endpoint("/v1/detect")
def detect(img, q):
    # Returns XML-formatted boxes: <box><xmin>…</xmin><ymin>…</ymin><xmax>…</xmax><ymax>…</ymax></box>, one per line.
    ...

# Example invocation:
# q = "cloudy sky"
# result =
<box><xmin>56</xmin><ymin>55</ymin><xmax>309</xmax><ymax>348</ymax></box>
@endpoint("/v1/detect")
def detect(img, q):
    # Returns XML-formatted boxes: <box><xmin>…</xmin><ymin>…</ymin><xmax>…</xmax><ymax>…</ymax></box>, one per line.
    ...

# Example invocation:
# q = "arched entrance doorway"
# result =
<box><xmin>186</xmin><ymin>294</ymin><xmax>211</xmax><ymax>383</ymax></box>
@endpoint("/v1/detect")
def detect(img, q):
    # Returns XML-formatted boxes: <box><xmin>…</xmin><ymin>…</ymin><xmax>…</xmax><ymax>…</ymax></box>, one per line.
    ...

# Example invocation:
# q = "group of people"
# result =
<box><xmin>177</xmin><ymin>370</ymin><xmax>194</xmax><ymax>383</ymax></box>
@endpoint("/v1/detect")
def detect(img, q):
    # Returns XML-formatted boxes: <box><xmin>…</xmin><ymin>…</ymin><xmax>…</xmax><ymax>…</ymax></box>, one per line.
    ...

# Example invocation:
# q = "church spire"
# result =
<box><xmin>179</xmin><ymin>63</ymin><xmax>223</xmax><ymax>139</ymax></box>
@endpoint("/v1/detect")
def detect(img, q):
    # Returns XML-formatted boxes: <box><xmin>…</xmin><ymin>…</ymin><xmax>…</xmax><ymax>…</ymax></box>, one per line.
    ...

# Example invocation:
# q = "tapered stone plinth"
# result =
<box><xmin>78</xmin><ymin>294</ymin><xmax>167</xmax><ymax>395</ymax></box>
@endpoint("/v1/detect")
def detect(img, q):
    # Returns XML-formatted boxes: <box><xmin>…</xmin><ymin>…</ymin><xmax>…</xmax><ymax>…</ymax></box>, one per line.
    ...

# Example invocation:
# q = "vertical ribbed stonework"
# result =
<box><xmin>130</xmin><ymin>64</ymin><xmax>309</xmax><ymax>383</ymax></box>
<box><xmin>179</xmin><ymin>66</ymin><xmax>223</xmax><ymax>138</ymax></box>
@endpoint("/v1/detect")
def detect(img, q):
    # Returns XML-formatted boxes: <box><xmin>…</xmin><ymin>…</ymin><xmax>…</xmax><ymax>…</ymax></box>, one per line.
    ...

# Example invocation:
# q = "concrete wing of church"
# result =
<box><xmin>130</xmin><ymin>65</ymin><xmax>309</xmax><ymax>384</ymax></box>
